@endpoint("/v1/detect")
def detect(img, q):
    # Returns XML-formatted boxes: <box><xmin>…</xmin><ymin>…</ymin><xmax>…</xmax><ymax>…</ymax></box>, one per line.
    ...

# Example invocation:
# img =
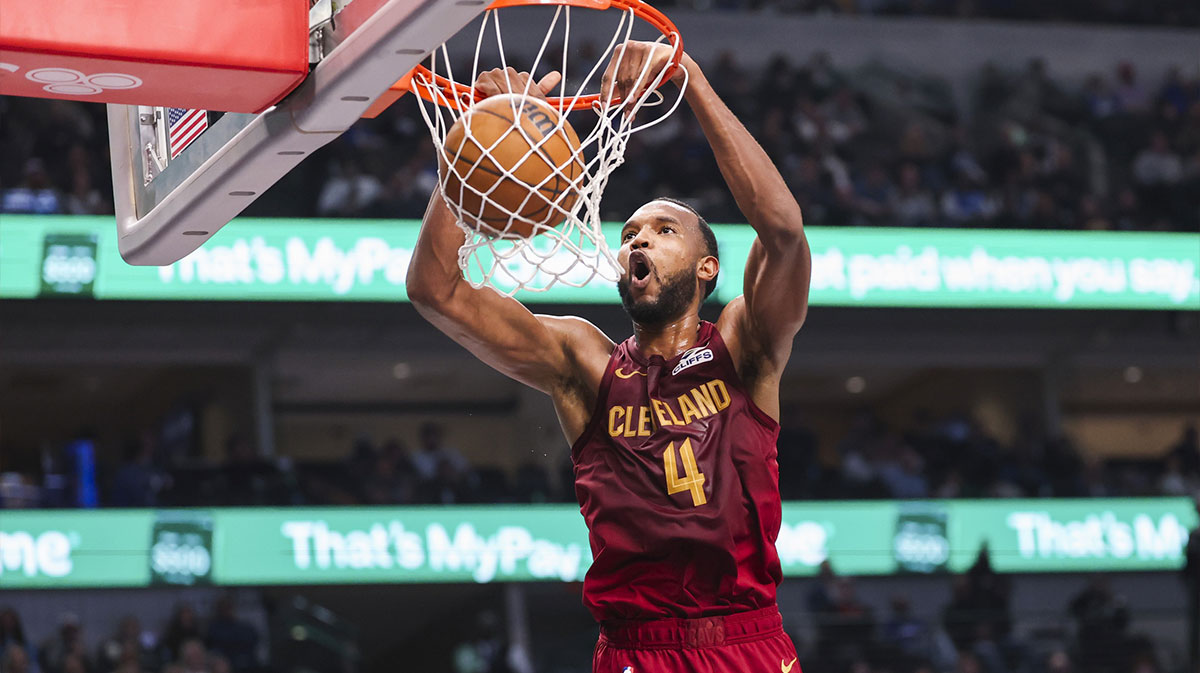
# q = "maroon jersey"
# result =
<box><xmin>570</xmin><ymin>320</ymin><xmax>783</xmax><ymax>621</ymax></box>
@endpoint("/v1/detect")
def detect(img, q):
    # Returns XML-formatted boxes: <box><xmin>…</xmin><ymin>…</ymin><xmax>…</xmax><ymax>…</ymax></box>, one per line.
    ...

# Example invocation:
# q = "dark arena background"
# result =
<box><xmin>1</xmin><ymin>2</ymin><xmax>1199</xmax><ymax>673</ymax></box>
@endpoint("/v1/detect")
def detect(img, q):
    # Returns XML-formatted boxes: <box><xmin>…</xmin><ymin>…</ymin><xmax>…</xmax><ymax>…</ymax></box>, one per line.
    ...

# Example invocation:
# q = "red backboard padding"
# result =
<box><xmin>0</xmin><ymin>0</ymin><xmax>308</xmax><ymax>113</ymax></box>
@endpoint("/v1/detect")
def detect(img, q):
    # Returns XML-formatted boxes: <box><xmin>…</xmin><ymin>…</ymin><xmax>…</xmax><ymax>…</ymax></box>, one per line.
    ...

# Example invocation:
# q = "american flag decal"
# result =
<box><xmin>167</xmin><ymin>108</ymin><xmax>207</xmax><ymax>159</ymax></box>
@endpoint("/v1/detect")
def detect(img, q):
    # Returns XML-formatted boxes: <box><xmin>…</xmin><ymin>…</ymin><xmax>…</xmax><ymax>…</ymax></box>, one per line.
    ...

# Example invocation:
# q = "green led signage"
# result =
<box><xmin>1</xmin><ymin>216</ymin><xmax>1197</xmax><ymax>309</ymax></box>
<box><xmin>39</xmin><ymin>232</ymin><xmax>97</xmax><ymax>297</ymax></box>
<box><xmin>1</xmin><ymin>499</ymin><xmax>1194</xmax><ymax>589</ymax></box>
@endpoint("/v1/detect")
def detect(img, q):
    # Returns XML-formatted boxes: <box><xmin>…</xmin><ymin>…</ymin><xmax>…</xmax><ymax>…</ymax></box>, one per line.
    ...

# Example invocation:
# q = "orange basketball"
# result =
<box><xmin>440</xmin><ymin>94</ymin><xmax>583</xmax><ymax>238</ymax></box>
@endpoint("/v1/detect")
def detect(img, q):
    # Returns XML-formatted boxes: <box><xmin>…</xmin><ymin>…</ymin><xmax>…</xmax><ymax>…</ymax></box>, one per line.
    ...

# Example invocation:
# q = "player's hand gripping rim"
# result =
<box><xmin>601</xmin><ymin>40</ymin><xmax>688</xmax><ymax>112</ymax></box>
<box><xmin>472</xmin><ymin>67</ymin><xmax>562</xmax><ymax>103</ymax></box>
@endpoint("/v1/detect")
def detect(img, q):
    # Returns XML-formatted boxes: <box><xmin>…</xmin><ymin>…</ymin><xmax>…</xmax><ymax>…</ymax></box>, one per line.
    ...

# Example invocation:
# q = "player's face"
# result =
<box><xmin>616</xmin><ymin>201</ymin><xmax>706</xmax><ymax>325</ymax></box>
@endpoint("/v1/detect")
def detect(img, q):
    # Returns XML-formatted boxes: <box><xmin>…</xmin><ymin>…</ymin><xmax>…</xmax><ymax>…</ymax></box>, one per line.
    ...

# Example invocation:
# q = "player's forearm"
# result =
<box><xmin>407</xmin><ymin>191</ymin><xmax>468</xmax><ymax>308</ymax></box>
<box><xmin>681</xmin><ymin>59</ymin><xmax>806</xmax><ymax>247</ymax></box>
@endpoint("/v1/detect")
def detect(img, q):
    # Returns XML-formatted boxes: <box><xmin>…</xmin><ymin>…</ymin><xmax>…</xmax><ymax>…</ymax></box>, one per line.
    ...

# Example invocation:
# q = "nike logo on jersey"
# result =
<box><xmin>614</xmin><ymin>368</ymin><xmax>647</xmax><ymax>379</ymax></box>
<box><xmin>782</xmin><ymin>657</ymin><xmax>798</xmax><ymax>673</ymax></box>
<box><xmin>671</xmin><ymin>347</ymin><xmax>713</xmax><ymax>375</ymax></box>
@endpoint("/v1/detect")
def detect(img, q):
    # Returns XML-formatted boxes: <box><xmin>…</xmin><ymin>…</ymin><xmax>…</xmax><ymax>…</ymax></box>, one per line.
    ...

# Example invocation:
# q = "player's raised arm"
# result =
<box><xmin>406</xmin><ymin>70</ymin><xmax>612</xmax><ymax>396</ymax></box>
<box><xmin>607</xmin><ymin>45</ymin><xmax>812</xmax><ymax>366</ymax></box>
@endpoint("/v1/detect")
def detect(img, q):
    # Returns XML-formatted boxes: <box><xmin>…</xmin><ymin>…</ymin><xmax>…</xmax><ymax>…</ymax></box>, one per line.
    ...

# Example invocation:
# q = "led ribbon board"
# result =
<box><xmin>1</xmin><ymin>499</ymin><xmax>1195</xmax><ymax>589</ymax></box>
<box><xmin>1</xmin><ymin>216</ymin><xmax>1197</xmax><ymax>309</ymax></box>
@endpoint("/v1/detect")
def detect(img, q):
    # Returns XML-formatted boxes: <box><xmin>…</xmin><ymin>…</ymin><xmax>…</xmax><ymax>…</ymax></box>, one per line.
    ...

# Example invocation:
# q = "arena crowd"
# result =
<box><xmin>2</xmin><ymin>56</ymin><xmax>1197</xmax><ymax>233</ymax></box>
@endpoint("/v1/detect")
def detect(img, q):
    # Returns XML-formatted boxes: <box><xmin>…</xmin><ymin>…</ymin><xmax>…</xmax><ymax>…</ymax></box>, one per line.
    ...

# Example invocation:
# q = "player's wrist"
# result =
<box><xmin>679</xmin><ymin>57</ymin><xmax>711</xmax><ymax>103</ymax></box>
<box><xmin>673</xmin><ymin>53</ymin><xmax>697</xmax><ymax>87</ymax></box>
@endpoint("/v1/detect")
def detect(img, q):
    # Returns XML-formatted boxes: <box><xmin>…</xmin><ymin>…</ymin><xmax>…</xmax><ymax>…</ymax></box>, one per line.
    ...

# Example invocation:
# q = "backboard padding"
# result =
<box><xmin>110</xmin><ymin>0</ymin><xmax>487</xmax><ymax>266</ymax></box>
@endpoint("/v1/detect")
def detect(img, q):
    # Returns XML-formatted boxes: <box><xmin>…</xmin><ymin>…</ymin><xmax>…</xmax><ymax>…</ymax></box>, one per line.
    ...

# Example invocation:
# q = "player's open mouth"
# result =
<box><xmin>629</xmin><ymin>251</ymin><xmax>653</xmax><ymax>289</ymax></box>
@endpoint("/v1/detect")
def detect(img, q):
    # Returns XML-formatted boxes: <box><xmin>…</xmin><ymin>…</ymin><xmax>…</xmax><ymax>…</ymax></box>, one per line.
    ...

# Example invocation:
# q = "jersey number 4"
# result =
<box><xmin>663</xmin><ymin>438</ymin><xmax>707</xmax><ymax>506</ymax></box>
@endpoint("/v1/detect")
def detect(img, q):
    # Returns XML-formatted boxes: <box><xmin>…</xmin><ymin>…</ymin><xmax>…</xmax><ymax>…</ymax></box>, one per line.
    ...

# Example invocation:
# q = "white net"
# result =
<box><xmin>410</xmin><ymin>3</ymin><xmax>688</xmax><ymax>296</ymax></box>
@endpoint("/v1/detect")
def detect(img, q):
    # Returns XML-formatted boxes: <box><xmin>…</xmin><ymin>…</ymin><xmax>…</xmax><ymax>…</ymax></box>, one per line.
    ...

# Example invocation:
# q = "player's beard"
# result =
<box><xmin>617</xmin><ymin>267</ymin><xmax>698</xmax><ymax>327</ymax></box>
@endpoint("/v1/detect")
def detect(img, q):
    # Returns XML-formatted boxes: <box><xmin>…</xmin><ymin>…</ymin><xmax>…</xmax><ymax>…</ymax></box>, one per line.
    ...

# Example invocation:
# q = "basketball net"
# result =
<box><xmin>410</xmin><ymin>3</ymin><xmax>687</xmax><ymax>296</ymax></box>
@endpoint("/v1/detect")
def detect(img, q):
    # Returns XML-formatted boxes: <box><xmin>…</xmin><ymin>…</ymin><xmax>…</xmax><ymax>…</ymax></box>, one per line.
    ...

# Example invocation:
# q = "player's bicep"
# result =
<box><xmin>413</xmin><ymin>284</ymin><xmax>578</xmax><ymax>393</ymax></box>
<box><xmin>741</xmin><ymin>234</ymin><xmax>811</xmax><ymax>361</ymax></box>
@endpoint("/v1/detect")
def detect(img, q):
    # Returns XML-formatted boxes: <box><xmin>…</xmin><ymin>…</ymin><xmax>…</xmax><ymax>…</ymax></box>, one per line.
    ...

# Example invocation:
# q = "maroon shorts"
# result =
<box><xmin>593</xmin><ymin>606</ymin><xmax>801</xmax><ymax>673</ymax></box>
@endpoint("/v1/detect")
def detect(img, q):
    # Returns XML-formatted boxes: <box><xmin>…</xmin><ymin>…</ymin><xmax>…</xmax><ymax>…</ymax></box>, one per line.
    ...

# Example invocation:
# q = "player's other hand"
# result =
<box><xmin>473</xmin><ymin>67</ymin><xmax>561</xmax><ymax>101</ymax></box>
<box><xmin>601</xmin><ymin>40</ymin><xmax>689</xmax><ymax>106</ymax></box>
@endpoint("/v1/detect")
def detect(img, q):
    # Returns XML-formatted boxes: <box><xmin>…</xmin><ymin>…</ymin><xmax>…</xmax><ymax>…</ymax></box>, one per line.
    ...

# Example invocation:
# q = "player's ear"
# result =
<box><xmin>696</xmin><ymin>255</ymin><xmax>718</xmax><ymax>284</ymax></box>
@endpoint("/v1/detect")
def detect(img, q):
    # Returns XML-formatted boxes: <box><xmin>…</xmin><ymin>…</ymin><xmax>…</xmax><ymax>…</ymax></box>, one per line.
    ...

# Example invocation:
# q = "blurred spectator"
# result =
<box><xmin>175</xmin><ymin>639</ymin><xmax>209</xmax><ymax>673</ymax></box>
<box><xmin>316</xmin><ymin>160</ymin><xmax>382</xmax><ymax>217</ymax></box>
<box><xmin>218</xmin><ymin>434</ymin><xmax>288</xmax><ymax>506</ymax></box>
<box><xmin>880</xmin><ymin>595</ymin><xmax>930</xmax><ymax>660</ymax></box>
<box><xmin>877</xmin><ymin>441</ymin><xmax>929</xmax><ymax>499</ymax></box>
<box><xmin>941</xmin><ymin>176</ymin><xmax>998</xmax><ymax>224</ymax></box>
<box><xmin>942</xmin><ymin>547</ymin><xmax>1013</xmax><ymax>673</ymax></box>
<box><xmin>1133</xmin><ymin>132</ymin><xmax>1183</xmax><ymax>187</ymax></box>
<box><xmin>1185</xmin><ymin>497</ymin><xmax>1200</xmax><ymax>673</ymax></box>
<box><xmin>1159</xmin><ymin>67</ymin><xmax>1194</xmax><ymax>117</ymax></box>
<box><xmin>1077</xmin><ymin>195</ymin><xmax>1113</xmax><ymax>230</ymax></box>
<box><xmin>666</xmin><ymin>0</ymin><xmax>1200</xmax><ymax>26</ymax></box>
<box><xmin>109</xmin><ymin>434</ymin><xmax>164</xmax><ymax>508</ymax></box>
<box><xmin>2</xmin><ymin>644</ymin><xmax>32</xmax><ymax>673</ymax></box>
<box><xmin>4</xmin><ymin>49</ymin><xmax>1197</xmax><ymax>232</ymax></box>
<box><xmin>1045</xmin><ymin>650</ymin><xmax>1074</xmax><ymax>673</ymax></box>
<box><xmin>64</xmin><ymin>167</ymin><xmax>106</xmax><ymax>215</ymax></box>
<box><xmin>411</xmin><ymin>423</ymin><xmax>469</xmax><ymax>483</ymax></box>
<box><xmin>61</xmin><ymin>655</ymin><xmax>87</xmax><ymax>673</ymax></box>
<box><xmin>208</xmin><ymin>656</ymin><xmax>231</xmax><ymax>673</ymax></box>
<box><xmin>1168</xmin><ymin>424</ymin><xmax>1200</xmax><ymax>479</ymax></box>
<box><xmin>361</xmin><ymin>438</ymin><xmax>416</xmax><ymax>505</ymax></box>
<box><xmin>1082</xmin><ymin>75</ymin><xmax>1122</xmax><ymax>121</ymax></box>
<box><xmin>1114</xmin><ymin>63</ymin><xmax>1151</xmax><ymax>113</ymax></box>
<box><xmin>852</xmin><ymin>165</ymin><xmax>897</xmax><ymax>225</ymax></box>
<box><xmin>205</xmin><ymin>597</ymin><xmax>258</xmax><ymax>673</ymax></box>
<box><xmin>97</xmin><ymin>615</ymin><xmax>158</xmax><ymax>673</ymax></box>
<box><xmin>412</xmin><ymin>423</ymin><xmax>478</xmax><ymax>503</ymax></box>
<box><xmin>894</xmin><ymin>162</ymin><xmax>939</xmax><ymax>226</ymax></box>
<box><xmin>1159</xmin><ymin>455</ymin><xmax>1191</xmax><ymax>496</ymax></box>
<box><xmin>821</xmin><ymin>88</ymin><xmax>868</xmax><ymax>145</ymax></box>
<box><xmin>0</xmin><ymin>609</ymin><xmax>34</xmax><ymax>668</ymax></box>
<box><xmin>451</xmin><ymin>611</ymin><xmax>521</xmax><ymax>673</ymax></box>
<box><xmin>1068</xmin><ymin>576</ymin><xmax>1130</xmax><ymax>673</ymax></box>
<box><xmin>0</xmin><ymin>473</ymin><xmax>41</xmax><ymax>509</ymax></box>
<box><xmin>2</xmin><ymin>158</ymin><xmax>62</xmax><ymax>215</ymax></box>
<box><xmin>828</xmin><ymin>577</ymin><xmax>876</xmax><ymax>663</ymax></box>
<box><xmin>159</xmin><ymin>605</ymin><xmax>203</xmax><ymax>666</ymax></box>
<box><xmin>62</xmin><ymin>144</ymin><xmax>108</xmax><ymax>215</ymax></box>
<box><xmin>807</xmin><ymin>560</ymin><xmax>838</xmax><ymax>615</ymax></box>
<box><xmin>38</xmin><ymin>614</ymin><xmax>92</xmax><ymax>673</ymax></box>
<box><xmin>807</xmin><ymin>561</ymin><xmax>875</xmax><ymax>670</ymax></box>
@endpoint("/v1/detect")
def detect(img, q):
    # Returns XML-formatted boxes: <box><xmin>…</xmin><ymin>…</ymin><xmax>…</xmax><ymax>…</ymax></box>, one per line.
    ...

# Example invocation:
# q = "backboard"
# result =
<box><xmin>106</xmin><ymin>0</ymin><xmax>488</xmax><ymax>265</ymax></box>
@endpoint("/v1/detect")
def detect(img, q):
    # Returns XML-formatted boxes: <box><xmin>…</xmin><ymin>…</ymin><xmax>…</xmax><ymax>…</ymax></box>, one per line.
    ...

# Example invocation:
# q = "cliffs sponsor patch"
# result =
<box><xmin>672</xmin><ymin>347</ymin><xmax>713</xmax><ymax>375</ymax></box>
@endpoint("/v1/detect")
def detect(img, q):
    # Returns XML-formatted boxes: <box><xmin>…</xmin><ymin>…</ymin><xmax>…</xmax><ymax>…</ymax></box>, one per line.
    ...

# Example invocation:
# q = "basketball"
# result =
<box><xmin>440</xmin><ymin>94</ymin><xmax>584</xmax><ymax>238</ymax></box>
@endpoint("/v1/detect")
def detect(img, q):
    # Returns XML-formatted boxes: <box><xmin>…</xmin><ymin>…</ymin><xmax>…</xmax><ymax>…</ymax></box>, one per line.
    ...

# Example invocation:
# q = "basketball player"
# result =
<box><xmin>407</xmin><ymin>41</ymin><xmax>811</xmax><ymax>673</ymax></box>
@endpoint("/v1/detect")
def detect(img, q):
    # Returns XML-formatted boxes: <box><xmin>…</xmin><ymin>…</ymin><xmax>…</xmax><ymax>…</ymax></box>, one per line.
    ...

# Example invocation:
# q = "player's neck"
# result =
<box><xmin>632</xmin><ymin>313</ymin><xmax>702</xmax><ymax>360</ymax></box>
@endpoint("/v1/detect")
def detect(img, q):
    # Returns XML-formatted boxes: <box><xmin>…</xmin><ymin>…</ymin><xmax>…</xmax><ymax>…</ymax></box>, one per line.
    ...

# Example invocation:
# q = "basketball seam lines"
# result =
<box><xmin>450</xmin><ymin>105</ymin><xmax>582</xmax><ymax>227</ymax></box>
<box><xmin>471</xmin><ymin>106</ymin><xmax>580</xmax><ymax>197</ymax></box>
